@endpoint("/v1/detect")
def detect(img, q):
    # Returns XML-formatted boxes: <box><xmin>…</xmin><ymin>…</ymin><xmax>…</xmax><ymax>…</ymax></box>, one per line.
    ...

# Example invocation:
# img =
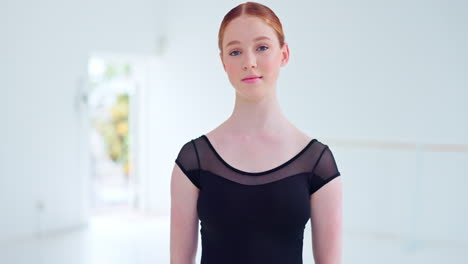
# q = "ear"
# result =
<box><xmin>280</xmin><ymin>42</ymin><xmax>290</xmax><ymax>67</ymax></box>
<box><xmin>220</xmin><ymin>52</ymin><xmax>226</xmax><ymax>72</ymax></box>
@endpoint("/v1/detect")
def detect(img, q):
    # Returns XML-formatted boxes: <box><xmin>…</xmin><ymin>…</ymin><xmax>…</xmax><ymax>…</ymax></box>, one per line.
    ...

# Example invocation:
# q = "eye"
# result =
<box><xmin>229</xmin><ymin>50</ymin><xmax>240</xmax><ymax>56</ymax></box>
<box><xmin>257</xmin><ymin>45</ymin><xmax>269</xmax><ymax>51</ymax></box>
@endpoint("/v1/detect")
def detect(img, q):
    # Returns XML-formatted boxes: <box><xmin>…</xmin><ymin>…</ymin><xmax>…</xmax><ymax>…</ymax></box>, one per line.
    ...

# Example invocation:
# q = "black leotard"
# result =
<box><xmin>175</xmin><ymin>134</ymin><xmax>341</xmax><ymax>264</ymax></box>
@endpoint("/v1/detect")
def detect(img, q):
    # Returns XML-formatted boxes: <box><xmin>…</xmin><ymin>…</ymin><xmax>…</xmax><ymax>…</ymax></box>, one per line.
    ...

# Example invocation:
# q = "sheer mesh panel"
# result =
<box><xmin>314</xmin><ymin>146</ymin><xmax>340</xmax><ymax>179</ymax></box>
<box><xmin>175</xmin><ymin>139</ymin><xmax>201</xmax><ymax>189</ymax></box>
<box><xmin>192</xmin><ymin>135</ymin><xmax>332</xmax><ymax>186</ymax></box>
<box><xmin>309</xmin><ymin>145</ymin><xmax>341</xmax><ymax>194</ymax></box>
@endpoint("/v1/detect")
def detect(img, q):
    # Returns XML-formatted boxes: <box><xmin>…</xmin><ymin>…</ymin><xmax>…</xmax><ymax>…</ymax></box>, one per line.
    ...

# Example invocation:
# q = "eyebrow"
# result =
<box><xmin>225</xmin><ymin>36</ymin><xmax>271</xmax><ymax>48</ymax></box>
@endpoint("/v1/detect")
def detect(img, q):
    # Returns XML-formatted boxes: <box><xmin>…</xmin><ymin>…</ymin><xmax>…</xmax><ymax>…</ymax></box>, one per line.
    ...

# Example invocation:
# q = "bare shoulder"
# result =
<box><xmin>204</xmin><ymin>124</ymin><xmax>233</xmax><ymax>146</ymax></box>
<box><xmin>291</xmin><ymin>126</ymin><xmax>314</xmax><ymax>145</ymax></box>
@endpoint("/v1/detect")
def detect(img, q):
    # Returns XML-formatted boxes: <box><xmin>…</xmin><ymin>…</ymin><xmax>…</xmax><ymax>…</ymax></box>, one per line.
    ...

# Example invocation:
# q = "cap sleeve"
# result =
<box><xmin>175</xmin><ymin>139</ymin><xmax>201</xmax><ymax>189</ymax></box>
<box><xmin>309</xmin><ymin>145</ymin><xmax>341</xmax><ymax>195</ymax></box>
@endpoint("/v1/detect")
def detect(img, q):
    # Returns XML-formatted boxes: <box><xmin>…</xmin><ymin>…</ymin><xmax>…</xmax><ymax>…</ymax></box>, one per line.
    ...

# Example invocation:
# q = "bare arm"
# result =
<box><xmin>310</xmin><ymin>177</ymin><xmax>342</xmax><ymax>264</ymax></box>
<box><xmin>170</xmin><ymin>163</ymin><xmax>200</xmax><ymax>264</ymax></box>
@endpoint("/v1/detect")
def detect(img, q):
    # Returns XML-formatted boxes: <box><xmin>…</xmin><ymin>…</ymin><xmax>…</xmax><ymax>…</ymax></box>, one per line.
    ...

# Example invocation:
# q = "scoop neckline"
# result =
<box><xmin>201</xmin><ymin>134</ymin><xmax>317</xmax><ymax>176</ymax></box>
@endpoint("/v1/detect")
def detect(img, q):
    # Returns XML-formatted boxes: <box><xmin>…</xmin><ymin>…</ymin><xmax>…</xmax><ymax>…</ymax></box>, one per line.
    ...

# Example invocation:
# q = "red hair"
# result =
<box><xmin>218</xmin><ymin>2</ymin><xmax>285</xmax><ymax>53</ymax></box>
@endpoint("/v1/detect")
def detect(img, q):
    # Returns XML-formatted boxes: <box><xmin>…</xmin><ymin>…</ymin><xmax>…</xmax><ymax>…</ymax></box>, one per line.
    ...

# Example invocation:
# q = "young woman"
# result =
<box><xmin>170</xmin><ymin>2</ymin><xmax>342</xmax><ymax>264</ymax></box>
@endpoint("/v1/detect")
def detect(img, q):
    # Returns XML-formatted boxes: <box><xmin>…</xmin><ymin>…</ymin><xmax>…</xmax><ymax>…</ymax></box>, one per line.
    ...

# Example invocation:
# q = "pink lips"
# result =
<box><xmin>242</xmin><ymin>75</ymin><xmax>262</xmax><ymax>84</ymax></box>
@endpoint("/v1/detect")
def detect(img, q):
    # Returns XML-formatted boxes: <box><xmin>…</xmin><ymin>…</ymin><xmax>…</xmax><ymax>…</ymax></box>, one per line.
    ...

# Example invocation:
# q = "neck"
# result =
<box><xmin>226</xmin><ymin>88</ymin><xmax>290</xmax><ymax>137</ymax></box>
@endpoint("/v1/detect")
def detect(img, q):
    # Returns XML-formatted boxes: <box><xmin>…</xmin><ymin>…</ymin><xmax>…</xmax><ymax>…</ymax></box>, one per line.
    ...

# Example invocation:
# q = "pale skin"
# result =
<box><xmin>170</xmin><ymin>15</ymin><xmax>342</xmax><ymax>264</ymax></box>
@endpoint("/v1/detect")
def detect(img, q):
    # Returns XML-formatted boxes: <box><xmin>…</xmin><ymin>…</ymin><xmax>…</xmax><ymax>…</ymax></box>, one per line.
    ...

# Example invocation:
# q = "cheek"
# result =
<box><xmin>224</xmin><ymin>62</ymin><xmax>240</xmax><ymax>76</ymax></box>
<box><xmin>261</xmin><ymin>55</ymin><xmax>281</xmax><ymax>75</ymax></box>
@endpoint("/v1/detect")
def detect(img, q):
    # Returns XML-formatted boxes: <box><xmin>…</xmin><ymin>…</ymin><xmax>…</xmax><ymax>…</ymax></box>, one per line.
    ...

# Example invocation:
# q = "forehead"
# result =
<box><xmin>223</xmin><ymin>16</ymin><xmax>277</xmax><ymax>46</ymax></box>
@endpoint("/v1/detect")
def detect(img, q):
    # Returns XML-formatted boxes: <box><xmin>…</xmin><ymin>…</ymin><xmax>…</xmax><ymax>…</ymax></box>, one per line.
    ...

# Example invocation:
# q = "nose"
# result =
<box><xmin>242</xmin><ymin>52</ymin><xmax>256</xmax><ymax>70</ymax></box>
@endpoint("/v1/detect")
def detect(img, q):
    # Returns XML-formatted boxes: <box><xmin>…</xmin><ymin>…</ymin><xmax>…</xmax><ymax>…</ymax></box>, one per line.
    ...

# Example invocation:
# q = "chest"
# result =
<box><xmin>197</xmin><ymin>170</ymin><xmax>312</xmax><ymax>231</ymax></box>
<box><xmin>210</xmin><ymin>140</ymin><xmax>308</xmax><ymax>173</ymax></box>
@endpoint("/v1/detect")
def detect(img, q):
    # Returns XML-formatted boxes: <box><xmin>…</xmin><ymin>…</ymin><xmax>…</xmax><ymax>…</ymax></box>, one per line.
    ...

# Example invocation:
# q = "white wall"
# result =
<box><xmin>1</xmin><ymin>0</ymin><xmax>165</xmax><ymax>242</ymax></box>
